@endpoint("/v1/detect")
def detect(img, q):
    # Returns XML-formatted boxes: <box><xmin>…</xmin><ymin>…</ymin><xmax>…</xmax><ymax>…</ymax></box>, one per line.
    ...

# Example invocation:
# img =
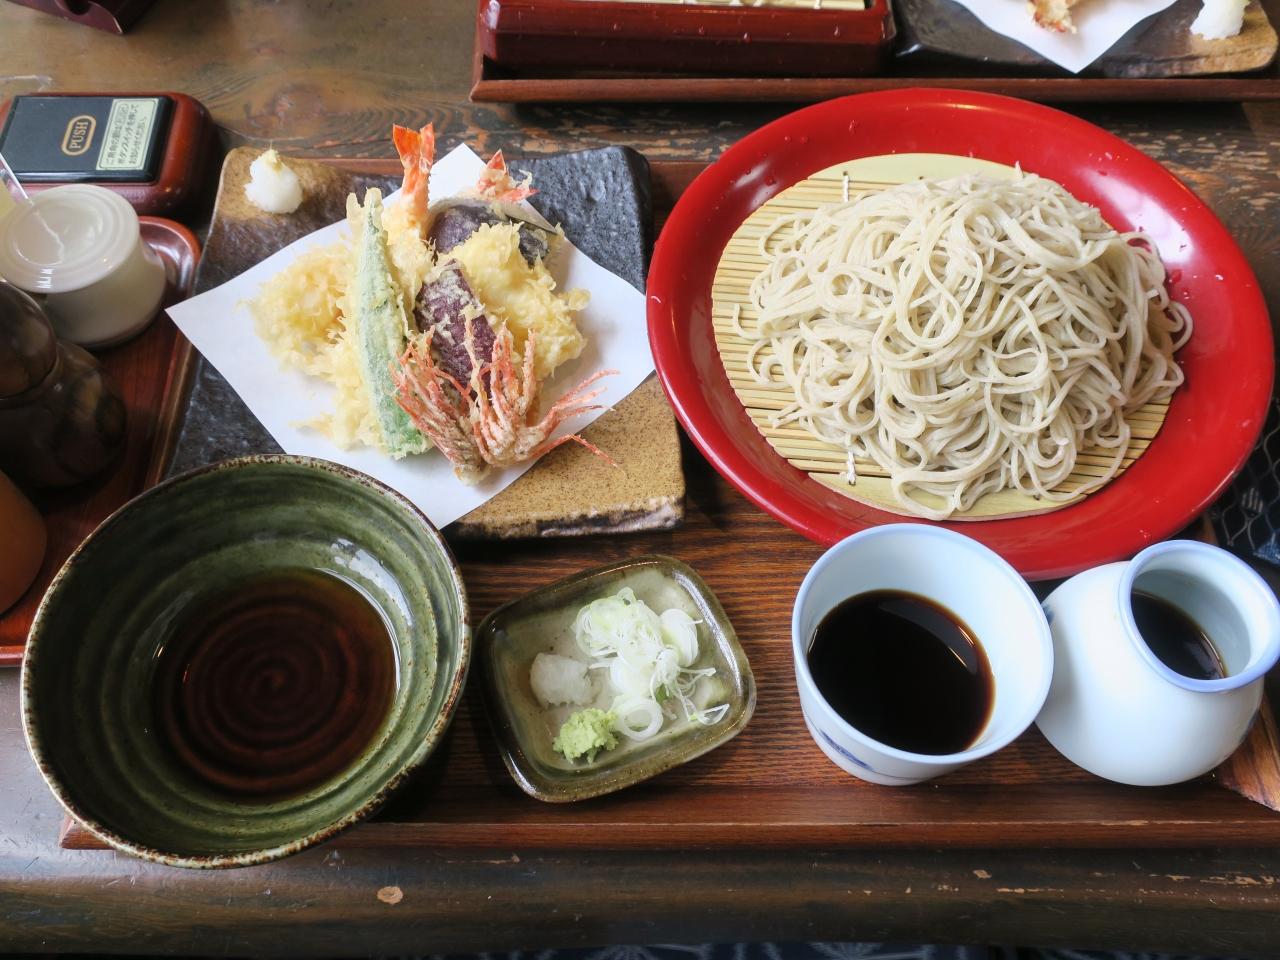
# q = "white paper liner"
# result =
<box><xmin>949</xmin><ymin>0</ymin><xmax>1180</xmax><ymax>72</ymax></box>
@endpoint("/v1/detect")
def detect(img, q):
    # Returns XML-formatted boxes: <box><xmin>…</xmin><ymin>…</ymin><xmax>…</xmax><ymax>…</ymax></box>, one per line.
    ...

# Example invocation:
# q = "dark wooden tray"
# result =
<box><xmin>471</xmin><ymin>0</ymin><xmax>1280</xmax><ymax>102</ymax></box>
<box><xmin>61</xmin><ymin>508</ymin><xmax>1280</xmax><ymax>850</ymax></box>
<box><xmin>58</xmin><ymin>161</ymin><xmax>1280</xmax><ymax>852</ymax></box>
<box><xmin>0</xmin><ymin>219</ymin><xmax>199</xmax><ymax>668</ymax></box>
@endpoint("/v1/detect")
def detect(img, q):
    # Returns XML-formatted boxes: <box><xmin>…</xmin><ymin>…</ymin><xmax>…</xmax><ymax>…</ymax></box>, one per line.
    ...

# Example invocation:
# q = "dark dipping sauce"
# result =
<box><xmin>808</xmin><ymin>590</ymin><xmax>994</xmax><ymax>756</ymax></box>
<box><xmin>152</xmin><ymin>568</ymin><xmax>398</xmax><ymax>799</ymax></box>
<box><xmin>1131</xmin><ymin>590</ymin><xmax>1226</xmax><ymax>681</ymax></box>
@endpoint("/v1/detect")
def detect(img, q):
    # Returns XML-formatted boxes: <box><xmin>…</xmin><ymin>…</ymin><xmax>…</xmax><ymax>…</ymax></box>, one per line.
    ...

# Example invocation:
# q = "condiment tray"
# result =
<box><xmin>0</xmin><ymin>217</ymin><xmax>199</xmax><ymax>666</ymax></box>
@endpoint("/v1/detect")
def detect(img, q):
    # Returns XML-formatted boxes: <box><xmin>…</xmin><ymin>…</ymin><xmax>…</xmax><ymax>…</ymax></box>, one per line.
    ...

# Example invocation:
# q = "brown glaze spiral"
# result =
<box><xmin>153</xmin><ymin>568</ymin><xmax>397</xmax><ymax>799</ymax></box>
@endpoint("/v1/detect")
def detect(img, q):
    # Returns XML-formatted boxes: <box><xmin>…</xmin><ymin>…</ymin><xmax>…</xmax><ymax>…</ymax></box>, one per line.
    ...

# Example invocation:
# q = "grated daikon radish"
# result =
<box><xmin>245</xmin><ymin>149</ymin><xmax>304</xmax><ymax>214</ymax></box>
<box><xmin>530</xmin><ymin>652</ymin><xmax>594</xmax><ymax>707</ymax></box>
<box><xmin>1190</xmin><ymin>0</ymin><xmax>1247</xmax><ymax>39</ymax></box>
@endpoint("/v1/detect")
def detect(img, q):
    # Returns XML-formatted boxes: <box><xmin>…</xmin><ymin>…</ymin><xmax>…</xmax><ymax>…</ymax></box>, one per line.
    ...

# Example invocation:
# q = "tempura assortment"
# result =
<box><xmin>250</xmin><ymin>124</ymin><xmax>615</xmax><ymax>482</ymax></box>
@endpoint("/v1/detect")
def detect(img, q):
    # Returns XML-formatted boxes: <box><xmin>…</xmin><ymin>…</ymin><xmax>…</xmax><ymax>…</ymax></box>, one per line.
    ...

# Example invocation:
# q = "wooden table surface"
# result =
<box><xmin>3</xmin><ymin>1</ymin><xmax>1280</xmax><ymax>955</ymax></box>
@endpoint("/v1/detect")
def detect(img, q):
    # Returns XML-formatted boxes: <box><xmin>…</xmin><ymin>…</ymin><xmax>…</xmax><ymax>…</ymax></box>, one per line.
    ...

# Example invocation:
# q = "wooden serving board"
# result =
<box><xmin>60</xmin><ymin>163</ymin><xmax>1280</xmax><ymax>853</ymax></box>
<box><xmin>62</xmin><ymin>499</ymin><xmax>1280</xmax><ymax>851</ymax></box>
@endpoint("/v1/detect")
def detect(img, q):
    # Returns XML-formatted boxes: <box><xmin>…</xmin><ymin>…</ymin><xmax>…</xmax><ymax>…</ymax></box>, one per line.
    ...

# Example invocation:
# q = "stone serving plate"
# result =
<box><xmin>478</xmin><ymin>555</ymin><xmax>755</xmax><ymax>802</ymax></box>
<box><xmin>173</xmin><ymin>145</ymin><xmax>684</xmax><ymax>538</ymax></box>
<box><xmin>895</xmin><ymin>0</ymin><xmax>1277</xmax><ymax>78</ymax></box>
<box><xmin>21</xmin><ymin>455</ymin><xmax>470</xmax><ymax>868</ymax></box>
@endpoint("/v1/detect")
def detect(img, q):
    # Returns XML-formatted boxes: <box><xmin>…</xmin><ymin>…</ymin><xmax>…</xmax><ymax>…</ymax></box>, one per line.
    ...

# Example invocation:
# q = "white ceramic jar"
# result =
<box><xmin>0</xmin><ymin>185</ymin><xmax>165</xmax><ymax>348</ymax></box>
<box><xmin>1037</xmin><ymin>540</ymin><xmax>1280</xmax><ymax>786</ymax></box>
<box><xmin>791</xmin><ymin>524</ymin><xmax>1054</xmax><ymax>785</ymax></box>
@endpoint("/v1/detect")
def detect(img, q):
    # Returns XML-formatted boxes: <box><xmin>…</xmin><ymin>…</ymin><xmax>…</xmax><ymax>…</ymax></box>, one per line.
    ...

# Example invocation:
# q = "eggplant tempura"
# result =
<box><xmin>251</xmin><ymin>123</ymin><xmax>616</xmax><ymax>482</ymax></box>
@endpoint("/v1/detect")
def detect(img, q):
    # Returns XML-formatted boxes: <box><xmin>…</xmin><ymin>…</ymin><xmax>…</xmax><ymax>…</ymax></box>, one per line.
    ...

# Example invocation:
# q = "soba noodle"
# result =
<box><xmin>738</xmin><ymin>171</ymin><xmax>1192</xmax><ymax>520</ymax></box>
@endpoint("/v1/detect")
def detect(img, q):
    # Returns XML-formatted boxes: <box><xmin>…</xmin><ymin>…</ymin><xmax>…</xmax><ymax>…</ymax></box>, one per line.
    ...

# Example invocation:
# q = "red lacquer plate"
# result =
<box><xmin>647</xmin><ymin>89</ymin><xmax>1273</xmax><ymax>581</ymax></box>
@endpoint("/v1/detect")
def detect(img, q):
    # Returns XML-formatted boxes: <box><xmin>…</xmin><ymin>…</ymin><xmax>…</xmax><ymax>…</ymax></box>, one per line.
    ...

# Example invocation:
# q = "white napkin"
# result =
<box><xmin>949</xmin><ymin>0</ymin><xmax>1180</xmax><ymax>72</ymax></box>
<box><xmin>166</xmin><ymin>145</ymin><xmax>655</xmax><ymax>528</ymax></box>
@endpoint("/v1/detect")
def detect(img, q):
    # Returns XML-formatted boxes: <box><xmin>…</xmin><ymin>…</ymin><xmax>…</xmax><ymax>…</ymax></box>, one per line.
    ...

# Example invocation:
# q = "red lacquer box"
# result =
<box><xmin>477</xmin><ymin>0</ymin><xmax>897</xmax><ymax>77</ymax></box>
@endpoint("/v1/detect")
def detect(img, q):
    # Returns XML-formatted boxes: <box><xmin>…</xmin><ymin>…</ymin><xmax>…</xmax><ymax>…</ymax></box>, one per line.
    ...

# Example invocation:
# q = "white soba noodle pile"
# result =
<box><xmin>738</xmin><ymin>171</ymin><xmax>1193</xmax><ymax>520</ymax></box>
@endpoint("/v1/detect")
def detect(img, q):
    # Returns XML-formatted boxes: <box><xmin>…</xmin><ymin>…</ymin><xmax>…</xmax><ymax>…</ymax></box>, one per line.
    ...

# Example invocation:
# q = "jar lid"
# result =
<box><xmin>0</xmin><ymin>185</ymin><xmax>139</xmax><ymax>294</ymax></box>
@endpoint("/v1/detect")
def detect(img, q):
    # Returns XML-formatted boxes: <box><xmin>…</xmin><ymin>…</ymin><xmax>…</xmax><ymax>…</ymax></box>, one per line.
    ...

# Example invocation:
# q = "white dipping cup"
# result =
<box><xmin>791</xmin><ymin>524</ymin><xmax>1054</xmax><ymax>785</ymax></box>
<box><xmin>0</xmin><ymin>185</ymin><xmax>166</xmax><ymax>348</ymax></box>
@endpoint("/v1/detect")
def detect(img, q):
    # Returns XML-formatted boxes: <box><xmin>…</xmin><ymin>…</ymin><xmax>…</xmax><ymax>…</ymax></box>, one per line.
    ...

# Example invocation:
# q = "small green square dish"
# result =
<box><xmin>478</xmin><ymin>555</ymin><xmax>756</xmax><ymax>802</ymax></box>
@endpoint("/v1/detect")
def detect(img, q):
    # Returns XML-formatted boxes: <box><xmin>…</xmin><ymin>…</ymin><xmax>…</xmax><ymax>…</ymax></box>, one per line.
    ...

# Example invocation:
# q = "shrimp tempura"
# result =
<box><xmin>392</xmin><ymin>123</ymin><xmax>436</xmax><ymax>234</ymax></box>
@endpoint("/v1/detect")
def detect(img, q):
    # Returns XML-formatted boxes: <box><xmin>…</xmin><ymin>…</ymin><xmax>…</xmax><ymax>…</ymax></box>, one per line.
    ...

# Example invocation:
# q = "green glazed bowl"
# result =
<box><xmin>21</xmin><ymin>455</ymin><xmax>470</xmax><ymax>869</ymax></box>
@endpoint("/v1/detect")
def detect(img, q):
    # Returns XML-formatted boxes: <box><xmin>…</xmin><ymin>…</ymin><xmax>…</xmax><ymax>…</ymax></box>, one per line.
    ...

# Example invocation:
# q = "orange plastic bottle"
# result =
<box><xmin>0</xmin><ymin>469</ymin><xmax>45</xmax><ymax>613</ymax></box>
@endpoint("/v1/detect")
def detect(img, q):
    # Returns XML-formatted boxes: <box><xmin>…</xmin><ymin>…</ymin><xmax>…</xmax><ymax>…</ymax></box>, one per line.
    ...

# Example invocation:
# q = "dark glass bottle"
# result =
<box><xmin>0</xmin><ymin>280</ymin><xmax>126</xmax><ymax>487</ymax></box>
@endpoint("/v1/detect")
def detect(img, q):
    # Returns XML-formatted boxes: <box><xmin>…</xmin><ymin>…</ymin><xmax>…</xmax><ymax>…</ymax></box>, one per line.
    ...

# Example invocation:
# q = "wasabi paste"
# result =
<box><xmin>553</xmin><ymin>708</ymin><xmax>619</xmax><ymax>763</ymax></box>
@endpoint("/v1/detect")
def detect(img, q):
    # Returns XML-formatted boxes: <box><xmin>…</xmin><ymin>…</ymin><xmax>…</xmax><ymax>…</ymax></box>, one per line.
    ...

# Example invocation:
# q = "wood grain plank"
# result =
<box><xmin>63</xmin><ymin>780</ymin><xmax>1280</xmax><ymax>851</ymax></box>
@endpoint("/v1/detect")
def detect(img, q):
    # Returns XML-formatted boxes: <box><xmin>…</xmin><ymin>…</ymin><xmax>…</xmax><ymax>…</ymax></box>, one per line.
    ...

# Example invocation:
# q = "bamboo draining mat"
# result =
<box><xmin>711</xmin><ymin>152</ymin><xmax>1174</xmax><ymax>522</ymax></box>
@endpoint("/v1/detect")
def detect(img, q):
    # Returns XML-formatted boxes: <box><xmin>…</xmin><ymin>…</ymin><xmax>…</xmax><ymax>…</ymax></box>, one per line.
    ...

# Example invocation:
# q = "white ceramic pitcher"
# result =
<box><xmin>1037</xmin><ymin>540</ymin><xmax>1280</xmax><ymax>786</ymax></box>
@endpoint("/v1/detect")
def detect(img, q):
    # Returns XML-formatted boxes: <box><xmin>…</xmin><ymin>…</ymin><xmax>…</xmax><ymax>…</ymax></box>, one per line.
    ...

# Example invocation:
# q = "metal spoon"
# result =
<box><xmin>0</xmin><ymin>150</ymin><xmax>30</xmax><ymax>205</ymax></box>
